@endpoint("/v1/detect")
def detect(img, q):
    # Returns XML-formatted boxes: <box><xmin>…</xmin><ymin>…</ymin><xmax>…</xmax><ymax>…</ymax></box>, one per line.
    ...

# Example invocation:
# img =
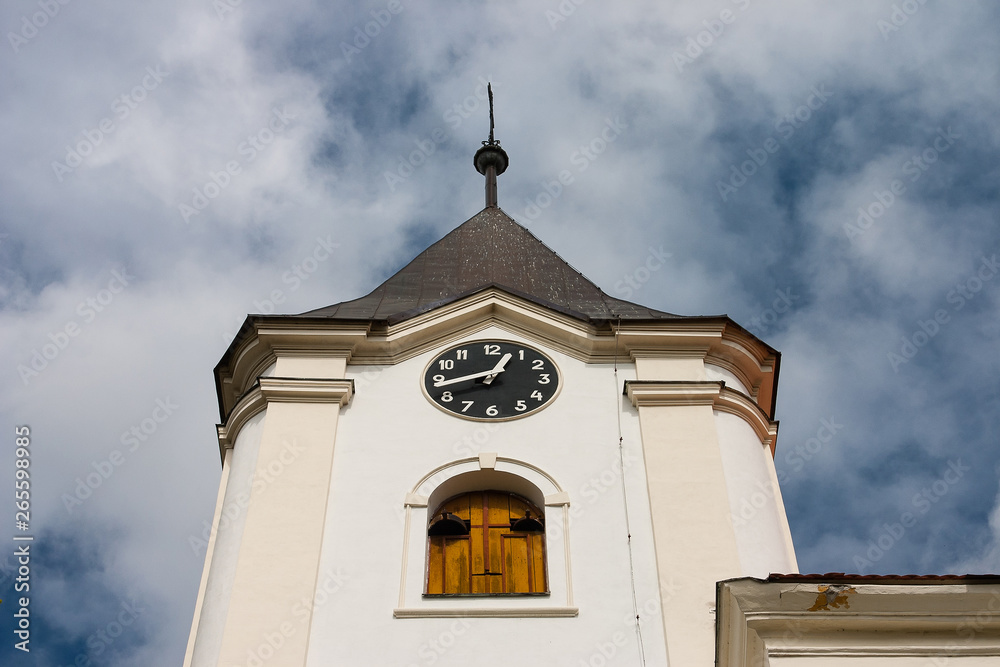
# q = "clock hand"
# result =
<box><xmin>433</xmin><ymin>353</ymin><xmax>513</xmax><ymax>388</ymax></box>
<box><xmin>481</xmin><ymin>353</ymin><xmax>512</xmax><ymax>385</ymax></box>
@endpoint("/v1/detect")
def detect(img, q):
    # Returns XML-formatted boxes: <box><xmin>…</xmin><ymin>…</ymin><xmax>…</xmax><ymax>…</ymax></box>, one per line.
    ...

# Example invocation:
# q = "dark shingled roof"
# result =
<box><xmin>301</xmin><ymin>207</ymin><xmax>684</xmax><ymax>325</ymax></box>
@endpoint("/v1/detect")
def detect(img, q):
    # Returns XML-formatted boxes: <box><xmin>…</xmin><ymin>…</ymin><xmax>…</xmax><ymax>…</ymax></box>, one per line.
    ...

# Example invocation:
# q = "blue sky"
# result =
<box><xmin>1</xmin><ymin>0</ymin><xmax>998</xmax><ymax>664</ymax></box>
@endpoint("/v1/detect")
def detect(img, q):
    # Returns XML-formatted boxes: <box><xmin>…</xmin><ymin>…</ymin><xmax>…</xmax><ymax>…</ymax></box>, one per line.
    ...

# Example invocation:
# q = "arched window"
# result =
<box><xmin>426</xmin><ymin>490</ymin><xmax>547</xmax><ymax>595</ymax></box>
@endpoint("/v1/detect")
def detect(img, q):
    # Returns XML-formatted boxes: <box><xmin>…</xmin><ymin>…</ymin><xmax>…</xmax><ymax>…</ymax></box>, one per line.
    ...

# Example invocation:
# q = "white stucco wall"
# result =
<box><xmin>715</xmin><ymin>411</ymin><xmax>797</xmax><ymax>577</ymax></box>
<box><xmin>705</xmin><ymin>363</ymin><xmax>750</xmax><ymax>396</ymax></box>
<box><xmin>306</xmin><ymin>325</ymin><xmax>670</xmax><ymax>667</ymax></box>
<box><xmin>190</xmin><ymin>409</ymin><xmax>266</xmax><ymax>667</ymax></box>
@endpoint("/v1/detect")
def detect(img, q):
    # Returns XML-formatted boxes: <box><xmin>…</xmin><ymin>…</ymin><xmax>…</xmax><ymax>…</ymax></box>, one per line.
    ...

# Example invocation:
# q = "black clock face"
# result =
<box><xmin>423</xmin><ymin>340</ymin><xmax>560</xmax><ymax>420</ymax></box>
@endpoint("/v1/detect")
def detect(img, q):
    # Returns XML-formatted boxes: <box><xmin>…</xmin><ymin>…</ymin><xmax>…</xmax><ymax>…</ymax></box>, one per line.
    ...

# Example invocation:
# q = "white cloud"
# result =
<box><xmin>1</xmin><ymin>0</ymin><xmax>999</xmax><ymax>662</ymax></box>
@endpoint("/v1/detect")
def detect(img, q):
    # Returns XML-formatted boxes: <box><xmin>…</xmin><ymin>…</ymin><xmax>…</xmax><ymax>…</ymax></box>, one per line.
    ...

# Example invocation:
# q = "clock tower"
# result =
<box><xmin>183</xmin><ymin>103</ymin><xmax>796</xmax><ymax>666</ymax></box>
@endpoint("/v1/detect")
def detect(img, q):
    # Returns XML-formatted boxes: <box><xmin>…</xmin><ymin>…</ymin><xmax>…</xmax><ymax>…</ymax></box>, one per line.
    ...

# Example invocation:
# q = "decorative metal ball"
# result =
<box><xmin>474</xmin><ymin>143</ymin><xmax>509</xmax><ymax>176</ymax></box>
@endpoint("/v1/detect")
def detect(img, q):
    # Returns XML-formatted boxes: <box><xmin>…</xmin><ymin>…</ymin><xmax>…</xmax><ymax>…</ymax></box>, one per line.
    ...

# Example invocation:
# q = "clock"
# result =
<box><xmin>423</xmin><ymin>340</ymin><xmax>560</xmax><ymax>420</ymax></box>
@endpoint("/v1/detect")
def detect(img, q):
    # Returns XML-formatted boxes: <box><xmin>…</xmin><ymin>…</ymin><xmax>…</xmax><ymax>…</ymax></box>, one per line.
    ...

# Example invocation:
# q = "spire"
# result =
<box><xmin>299</xmin><ymin>207</ymin><xmax>681</xmax><ymax>325</ymax></box>
<box><xmin>473</xmin><ymin>83</ymin><xmax>508</xmax><ymax>208</ymax></box>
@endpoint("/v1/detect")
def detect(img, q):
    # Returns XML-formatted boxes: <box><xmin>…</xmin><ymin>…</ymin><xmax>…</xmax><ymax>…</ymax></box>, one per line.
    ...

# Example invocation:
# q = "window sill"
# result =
<box><xmin>393</xmin><ymin>606</ymin><xmax>578</xmax><ymax>618</ymax></box>
<box><xmin>423</xmin><ymin>592</ymin><xmax>550</xmax><ymax>598</ymax></box>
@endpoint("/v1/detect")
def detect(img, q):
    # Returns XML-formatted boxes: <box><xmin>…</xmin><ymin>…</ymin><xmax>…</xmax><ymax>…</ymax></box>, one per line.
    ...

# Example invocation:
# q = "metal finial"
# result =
<box><xmin>473</xmin><ymin>82</ymin><xmax>508</xmax><ymax>208</ymax></box>
<box><xmin>488</xmin><ymin>83</ymin><xmax>495</xmax><ymax>144</ymax></box>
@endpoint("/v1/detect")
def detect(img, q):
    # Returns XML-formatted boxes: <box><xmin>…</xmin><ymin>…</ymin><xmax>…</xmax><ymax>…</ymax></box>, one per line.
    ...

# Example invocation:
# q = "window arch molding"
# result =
<box><xmin>427</xmin><ymin>469</ymin><xmax>546</xmax><ymax>513</ymax></box>
<box><xmin>395</xmin><ymin>454</ymin><xmax>577</xmax><ymax>618</ymax></box>
<box><xmin>408</xmin><ymin>455</ymin><xmax>565</xmax><ymax>507</ymax></box>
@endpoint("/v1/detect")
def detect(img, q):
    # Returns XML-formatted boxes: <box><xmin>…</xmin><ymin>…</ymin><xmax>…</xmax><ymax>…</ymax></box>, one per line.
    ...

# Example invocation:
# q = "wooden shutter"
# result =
<box><xmin>426</xmin><ymin>491</ymin><xmax>547</xmax><ymax>595</ymax></box>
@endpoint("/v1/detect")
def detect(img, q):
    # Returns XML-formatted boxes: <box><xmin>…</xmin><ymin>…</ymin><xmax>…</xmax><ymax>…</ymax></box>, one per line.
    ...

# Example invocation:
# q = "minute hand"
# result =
<box><xmin>433</xmin><ymin>353</ymin><xmax>513</xmax><ymax>388</ymax></box>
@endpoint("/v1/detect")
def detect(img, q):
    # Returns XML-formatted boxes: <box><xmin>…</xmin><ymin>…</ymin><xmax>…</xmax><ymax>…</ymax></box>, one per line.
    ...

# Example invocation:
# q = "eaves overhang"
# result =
<box><xmin>214</xmin><ymin>286</ymin><xmax>780</xmax><ymax>425</ymax></box>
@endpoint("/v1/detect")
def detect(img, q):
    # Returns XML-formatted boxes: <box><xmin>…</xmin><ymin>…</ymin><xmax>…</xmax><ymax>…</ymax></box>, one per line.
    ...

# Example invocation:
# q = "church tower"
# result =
<box><xmin>183</xmin><ymin>95</ymin><xmax>797</xmax><ymax>667</ymax></box>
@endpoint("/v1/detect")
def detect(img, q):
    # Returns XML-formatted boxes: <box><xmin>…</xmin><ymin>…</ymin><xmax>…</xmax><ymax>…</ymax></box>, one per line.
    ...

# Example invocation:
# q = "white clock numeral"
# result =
<box><xmin>428</xmin><ymin>342</ymin><xmax>556</xmax><ymax>419</ymax></box>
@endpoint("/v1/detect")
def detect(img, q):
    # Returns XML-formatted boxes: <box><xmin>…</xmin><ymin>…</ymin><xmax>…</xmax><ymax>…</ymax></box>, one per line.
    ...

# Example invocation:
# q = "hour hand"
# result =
<box><xmin>482</xmin><ymin>352</ymin><xmax>512</xmax><ymax>385</ymax></box>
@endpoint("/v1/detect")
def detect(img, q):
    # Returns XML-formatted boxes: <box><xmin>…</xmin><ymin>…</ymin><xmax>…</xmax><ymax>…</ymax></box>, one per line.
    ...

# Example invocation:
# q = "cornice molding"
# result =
<box><xmin>625</xmin><ymin>380</ymin><xmax>724</xmax><ymax>406</ymax></box>
<box><xmin>215</xmin><ymin>378</ymin><xmax>354</xmax><ymax>463</ymax></box>
<box><xmin>718</xmin><ymin>579</ymin><xmax>1000</xmax><ymax>666</ymax></box>
<box><xmin>624</xmin><ymin>380</ymin><xmax>778</xmax><ymax>452</ymax></box>
<box><xmin>630</xmin><ymin>347</ymin><xmax>711</xmax><ymax>360</ymax></box>
<box><xmin>705</xmin><ymin>355</ymin><xmax>758</xmax><ymax>401</ymax></box>
<box><xmin>216</xmin><ymin>386</ymin><xmax>266</xmax><ymax>462</ymax></box>
<box><xmin>257</xmin><ymin>377</ymin><xmax>354</xmax><ymax>405</ymax></box>
<box><xmin>216</xmin><ymin>290</ymin><xmax>780</xmax><ymax>424</ymax></box>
